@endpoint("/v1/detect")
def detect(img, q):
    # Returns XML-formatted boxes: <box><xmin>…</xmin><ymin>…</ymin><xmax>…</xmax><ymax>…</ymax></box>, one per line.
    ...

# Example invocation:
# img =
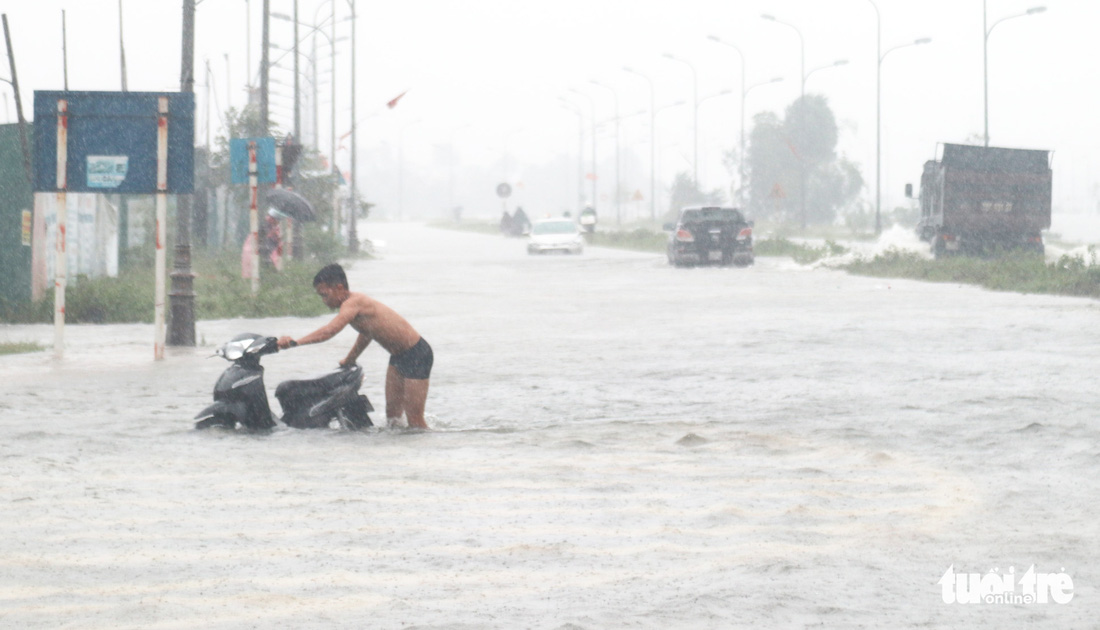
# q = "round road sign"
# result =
<box><xmin>496</xmin><ymin>183</ymin><xmax>512</xmax><ymax>198</ymax></box>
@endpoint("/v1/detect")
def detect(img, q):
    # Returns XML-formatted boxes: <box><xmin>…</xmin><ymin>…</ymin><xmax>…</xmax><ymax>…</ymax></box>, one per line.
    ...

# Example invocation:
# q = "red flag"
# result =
<box><xmin>387</xmin><ymin>90</ymin><xmax>409</xmax><ymax>109</ymax></box>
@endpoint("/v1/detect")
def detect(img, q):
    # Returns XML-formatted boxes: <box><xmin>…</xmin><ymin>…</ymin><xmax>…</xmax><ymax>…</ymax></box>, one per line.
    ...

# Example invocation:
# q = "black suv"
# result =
<box><xmin>665</xmin><ymin>206</ymin><xmax>754</xmax><ymax>267</ymax></box>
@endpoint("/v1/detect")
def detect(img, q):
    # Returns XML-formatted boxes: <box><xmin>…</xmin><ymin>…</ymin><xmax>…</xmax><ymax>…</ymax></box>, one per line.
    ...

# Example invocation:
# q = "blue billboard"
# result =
<box><xmin>33</xmin><ymin>91</ymin><xmax>194</xmax><ymax>194</ymax></box>
<box><xmin>230</xmin><ymin>137</ymin><xmax>277</xmax><ymax>184</ymax></box>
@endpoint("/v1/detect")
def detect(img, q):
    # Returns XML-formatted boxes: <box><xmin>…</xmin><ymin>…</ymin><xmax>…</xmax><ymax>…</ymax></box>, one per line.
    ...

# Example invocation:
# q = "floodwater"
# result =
<box><xmin>1</xmin><ymin>222</ymin><xmax>1097</xmax><ymax>628</ymax></box>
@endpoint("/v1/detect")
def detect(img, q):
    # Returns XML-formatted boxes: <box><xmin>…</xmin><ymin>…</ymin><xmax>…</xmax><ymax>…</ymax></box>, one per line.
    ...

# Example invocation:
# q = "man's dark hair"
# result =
<box><xmin>313</xmin><ymin>263</ymin><xmax>348</xmax><ymax>288</ymax></box>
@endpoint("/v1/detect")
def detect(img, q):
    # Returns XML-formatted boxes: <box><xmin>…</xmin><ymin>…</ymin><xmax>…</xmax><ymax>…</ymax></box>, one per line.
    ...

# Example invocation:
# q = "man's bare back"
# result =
<box><xmin>341</xmin><ymin>292</ymin><xmax>420</xmax><ymax>357</ymax></box>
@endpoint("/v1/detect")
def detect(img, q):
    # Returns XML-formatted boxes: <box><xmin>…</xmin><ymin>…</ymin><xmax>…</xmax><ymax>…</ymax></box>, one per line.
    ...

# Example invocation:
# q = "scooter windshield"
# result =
<box><xmin>218</xmin><ymin>334</ymin><xmax>267</xmax><ymax>361</ymax></box>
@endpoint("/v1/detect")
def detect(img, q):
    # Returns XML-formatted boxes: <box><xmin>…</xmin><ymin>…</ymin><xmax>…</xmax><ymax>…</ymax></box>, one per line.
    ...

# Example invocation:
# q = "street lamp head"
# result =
<box><xmin>761</xmin><ymin>13</ymin><xmax>776</xmax><ymax>21</ymax></box>
<box><xmin>662</xmin><ymin>52</ymin><xmax>677</xmax><ymax>60</ymax></box>
<box><xmin>271</xmin><ymin>12</ymin><xmax>292</xmax><ymax>21</ymax></box>
<box><xmin>834</xmin><ymin>59</ymin><xmax>849</xmax><ymax>67</ymax></box>
<box><xmin>770</xmin><ymin>77</ymin><xmax>784</xmax><ymax>84</ymax></box>
<box><xmin>1026</xmin><ymin>6</ymin><xmax>1046</xmax><ymax>14</ymax></box>
<box><xmin>706</xmin><ymin>34</ymin><xmax>721</xmax><ymax>42</ymax></box>
<box><xmin>915</xmin><ymin>37</ymin><xmax>932</xmax><ymax>45</ymax></box>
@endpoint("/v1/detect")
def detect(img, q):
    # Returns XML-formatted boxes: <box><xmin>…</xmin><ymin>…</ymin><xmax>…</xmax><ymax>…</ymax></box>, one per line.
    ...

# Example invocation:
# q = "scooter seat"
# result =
<box><xmin>275</xmin><ymin>366</ymin><xmax>361</xmax><ymax>406</ymax></box>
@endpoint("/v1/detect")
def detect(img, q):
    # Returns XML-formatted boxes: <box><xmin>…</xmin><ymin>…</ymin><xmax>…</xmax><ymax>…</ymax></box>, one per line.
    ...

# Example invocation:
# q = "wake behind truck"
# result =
<box><xmin>907</xmin><ymin>143</ymin><xmax>1052</xmax><ymax>257</ymax></box>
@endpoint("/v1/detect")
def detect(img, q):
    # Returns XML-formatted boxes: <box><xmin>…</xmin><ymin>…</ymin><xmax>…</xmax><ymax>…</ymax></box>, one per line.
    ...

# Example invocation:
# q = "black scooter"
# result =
<box><xmin>195</xmin><ymin>333</ymin><xmax>374</xmax><ymax>431</ymax></box>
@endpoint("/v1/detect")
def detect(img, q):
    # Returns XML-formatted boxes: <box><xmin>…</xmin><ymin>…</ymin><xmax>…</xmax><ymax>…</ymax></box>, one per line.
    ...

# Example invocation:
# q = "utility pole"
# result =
<box><xmin>2</xmin><ymin>14</ymin><xmax>31</xmax><ymax>187</ymax></box>
<box><xmin>118</xmin><ymin>0</ymin><xmax>128</xmax><ymax>91</ymax></box>
<box><xmin>168</xmin><ymin>0</ymin><xmax>196</xmax><ymax>346</ymax></box>
<box><xmin>347</xmin><ymin>0</ymin><xmax>359</xmax><ymax>253</ymax></box>
<box><xmin>329</xmin><ymin>0</ymin><xmax>337</xmax><ymax>236</ymax></box>
<box><xmin>62</xmin><ymin>11</ymin><xmax>69</xmax><ymax>90</ymax></box>
<box><xmin>293</xmin><ymin>0</ymin><xmax>300</xmax><ymax>141</ymax></box>
<box><xmin>260</xmin><ymin>0</ymin><xmax>270</xmax><ymax>133</ymax></box>
<box><xmin>118</xmin><ymin>0</ymin><xmax>130</xmax><ymax>266</ymax></box>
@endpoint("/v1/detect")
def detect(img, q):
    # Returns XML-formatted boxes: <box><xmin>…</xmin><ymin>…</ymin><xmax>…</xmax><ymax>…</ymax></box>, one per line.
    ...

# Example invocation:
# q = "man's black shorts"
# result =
<box><xmin>389</xmin><ymin>337</ymin><xmax>433</xmax><ymax>380</ymax></box>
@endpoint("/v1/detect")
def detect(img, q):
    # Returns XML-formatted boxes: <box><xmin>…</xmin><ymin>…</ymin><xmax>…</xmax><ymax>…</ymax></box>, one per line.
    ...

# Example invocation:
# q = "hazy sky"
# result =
<box><xmin>2</xmin><ymin>0</ymin><xmax>1097</xmax><ymax>222</ymax></box>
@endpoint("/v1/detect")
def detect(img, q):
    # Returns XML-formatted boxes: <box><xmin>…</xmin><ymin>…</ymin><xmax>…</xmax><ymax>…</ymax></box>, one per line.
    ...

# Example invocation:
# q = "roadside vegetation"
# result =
<box><xmin>0</xmin><ymin>342</ymin><xmax>42</xmax><ymax>355</ymax></box>
<box><xmin>845</xmin><ymin>248</ymin><xmax>1100</xmax><ymax>299</ymax></box>
<box><xmin>432</xmin><ymin>219</ymin><xmax>1100</xmax><ymax>300</ymax></box>
<box><xmin>0</xmin><ymin>228</ymin><xmax>352</xmax><ymax>324</ymax></box>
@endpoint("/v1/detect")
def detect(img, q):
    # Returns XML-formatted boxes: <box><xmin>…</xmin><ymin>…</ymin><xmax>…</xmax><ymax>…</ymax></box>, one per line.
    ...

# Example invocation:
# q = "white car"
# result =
<box><xmin>527</xmin><ymin>218</ymin><xmax>585</xmax><ymax>255</ymax></box>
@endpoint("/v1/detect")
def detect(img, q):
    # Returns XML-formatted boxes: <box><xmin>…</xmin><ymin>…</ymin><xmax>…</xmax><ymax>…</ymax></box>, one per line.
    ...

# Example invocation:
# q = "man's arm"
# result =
<box><xmin>277</xmin><ymin>307</ymin><xmax>354</xmax><ymax>349</ymax></box>
<box><xmin>340</xmin><ymin>332</ymin><xmax>372</xmax><ymax>367</ymax></box>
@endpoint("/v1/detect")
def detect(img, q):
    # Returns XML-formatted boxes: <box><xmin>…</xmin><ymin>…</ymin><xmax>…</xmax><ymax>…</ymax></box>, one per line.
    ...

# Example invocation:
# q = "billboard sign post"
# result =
<box><xmin>230</xmin><ymin>137</ymin><xmax>275</xmax><ymax>294</ymax></box>
<box><xmin>34</xmin><ymin>91</ymin><xmax>194</xmax><ymax>360</ymax></box>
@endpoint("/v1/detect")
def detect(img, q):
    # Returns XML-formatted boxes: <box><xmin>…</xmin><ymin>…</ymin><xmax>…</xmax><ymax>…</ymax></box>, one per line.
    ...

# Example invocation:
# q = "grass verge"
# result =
<box><xmin>0</xmin><ymin>254</ymin><xmax>334</xmax><ymax>324</ymax></box>
<box><xmin>844</xmin><ymin>249</ymin><xmax>1100</xmax><ymax>299</ymax></box>
<box><xmin>0</xmin><ymin>342</ymin><xmax>43</xmax><ymax>355</ymax></box>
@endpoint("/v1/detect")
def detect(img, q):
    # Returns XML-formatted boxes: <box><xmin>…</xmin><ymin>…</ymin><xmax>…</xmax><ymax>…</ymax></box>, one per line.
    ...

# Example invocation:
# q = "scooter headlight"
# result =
<box><xmin>220</xmin><ymin>339</ymin><xmax>250</xmax><ymax>360</ymax></box>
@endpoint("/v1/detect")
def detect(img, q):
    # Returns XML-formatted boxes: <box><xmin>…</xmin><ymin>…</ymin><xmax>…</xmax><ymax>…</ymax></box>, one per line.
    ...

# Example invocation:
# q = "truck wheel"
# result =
<box><xmin>932</xmin><ymin>236</ymin><xmax>947</xmax><ymax>259</ymax></box>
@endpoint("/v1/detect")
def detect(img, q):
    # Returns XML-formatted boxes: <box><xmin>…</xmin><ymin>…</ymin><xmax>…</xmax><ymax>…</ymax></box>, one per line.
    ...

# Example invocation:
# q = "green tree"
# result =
<box><xmin>745</xmin><ymin>95</ymin><xmax>863</xmax><ymax>225</ymax></box>
<box><xmin>208</xmin><ymin>105</ymin><xmax>342</xmax><ymax>260</ymax></box>
<box><xmin>744</xmin><ymin>111</ymin><xmax>794</xmax><ymax>221</ymax></box>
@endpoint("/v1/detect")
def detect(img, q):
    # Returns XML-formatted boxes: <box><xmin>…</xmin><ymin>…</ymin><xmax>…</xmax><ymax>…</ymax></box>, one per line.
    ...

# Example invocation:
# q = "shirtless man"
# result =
<box><xmin>277</xmin><ymin>263</ymin><xmax>433</xmax><ymax>429</ymax></box>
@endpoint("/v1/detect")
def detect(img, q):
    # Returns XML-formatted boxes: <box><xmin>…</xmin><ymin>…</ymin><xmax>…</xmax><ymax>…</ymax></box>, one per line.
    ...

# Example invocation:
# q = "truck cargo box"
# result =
<box><xmin>915</xmin><ymin>143</ymin><xmax>1051</xmax><ymax>257</ymax></box>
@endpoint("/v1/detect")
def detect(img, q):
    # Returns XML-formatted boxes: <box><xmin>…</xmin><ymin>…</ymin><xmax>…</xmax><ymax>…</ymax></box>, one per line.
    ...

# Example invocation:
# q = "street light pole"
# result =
<box><xmin>589</xmin><ymin>80</ymin><xmax>621</xmax><ymax>226</ymax></box>
<box><xmin>568</xmin><ymin>88</ymin><xmax>597</xmax><ymax>212</ymax></box>
<box><xmin>870</xmin><ymin>0</ymin><xmax>881</xmax><ymax>233</ymax></box>
<box><xmin>399</xmin><ymin>119</ymin><xmax>421</xmax><ymax>221</ymax></box>
<box><xmin>622</xmin><ymin>66</ymin><xmax>656</xmax><ymax>222</ymax></box>
<box><xmin>805</xmin><ymin>59</ymin><xmax>849</xmax><ymax>86</ymax></box>
<box><xmin>761</xmin><ymin>14</ymin><xmax>806</xmax><ymax>227</ymax></box>
<box><xmin>697</xmin><ymin>89</ymin><xmax>734</xmax><ymax>190</ymax></box>
<box><xmin>706</xmin><ymin>35</ymin><xmax>747</xmax><ymax>204</ymax></box>
<box><xmin>448</xmin><ymin>124</ymin><xmax>472</xmax><ymax>216</ymax></box>
<box><xmin>654</xmin><ymin>100</ymin><xmax>686</xmax><ymax>217</ymax></box>
<box><xmin>558</xmin><ymin>100</ymin><xmax>585</xmax><ymax>212</ymax></box>
<box><xmin>875</xmin><ymin>25</ymin><xmax>931</xmax><ymax>234</ymax></box>
<box><xmin>984</xmin><ymin>1</ymin><xmax>1046</xmax><ymax>147</ymax></box>
<box><xmin>662</xmin><ymin>53</ymin><xmax>699</xmax><ymax>186</ymax></box>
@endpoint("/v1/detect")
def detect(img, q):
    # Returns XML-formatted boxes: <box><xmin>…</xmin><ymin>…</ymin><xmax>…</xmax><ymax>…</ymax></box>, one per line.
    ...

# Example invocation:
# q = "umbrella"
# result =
<box><xmin>266</xmin><ymin>188</ymin><xmax>316</xmax><ymax>222</ymax></box>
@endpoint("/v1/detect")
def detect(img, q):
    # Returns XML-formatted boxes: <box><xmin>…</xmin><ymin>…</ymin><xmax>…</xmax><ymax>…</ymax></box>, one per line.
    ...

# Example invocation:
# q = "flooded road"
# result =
<box><xmin>1</xmin><ymin>222</ymin><xmax>1097</xmax><ymax>627</ymax></box>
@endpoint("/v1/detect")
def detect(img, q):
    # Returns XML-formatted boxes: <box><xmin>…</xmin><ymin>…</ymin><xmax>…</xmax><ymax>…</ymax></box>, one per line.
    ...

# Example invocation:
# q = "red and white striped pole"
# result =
<box><xmin>54</xmin><ymin>99</ymin><xmax>68</xmax><ymax>359</ymax></box>
<box><xmin>248</xmin><ymin>141</ymin><xmax>259</xmax><ymax>295</ymax></box>
<box><xmin>154</xmin><ymin>96</ymin><xmax>169</xmax><ymax>360</ymax></box>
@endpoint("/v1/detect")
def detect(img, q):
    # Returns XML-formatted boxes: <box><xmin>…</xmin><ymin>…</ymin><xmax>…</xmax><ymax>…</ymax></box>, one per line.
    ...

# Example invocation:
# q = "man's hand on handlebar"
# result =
<box><xmin>277</xmin><ymin>336</ymin><xmax>298</xmax><ymax>349</ymax></box>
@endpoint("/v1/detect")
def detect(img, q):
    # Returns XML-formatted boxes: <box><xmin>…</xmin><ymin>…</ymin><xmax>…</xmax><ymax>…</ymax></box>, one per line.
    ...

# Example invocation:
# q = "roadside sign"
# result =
<box><xmin>33</xmin><ymin>91</ymin><xmax>193</xmax><ymax>361</ymax></box>
<box><xmin>496</xmin><ymin>182</ymin><xmax>512</xmax><ymax>198</ymax></box>
<box><xmin>33</xmin><ymin>91</ymin><xmax>194</xmax><ymax>194</ymax></box>
<box><xmin>230</xmin><ymin>137</ymin><xmax>277</xmax><ymax>184</ymax></box>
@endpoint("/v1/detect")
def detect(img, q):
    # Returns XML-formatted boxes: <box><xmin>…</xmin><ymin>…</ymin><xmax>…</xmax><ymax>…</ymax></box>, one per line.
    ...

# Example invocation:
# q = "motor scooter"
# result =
<box><xmin>194</xmin><ymin>333</ymin><xmax>374</xmax><ymax>431</ymax></box>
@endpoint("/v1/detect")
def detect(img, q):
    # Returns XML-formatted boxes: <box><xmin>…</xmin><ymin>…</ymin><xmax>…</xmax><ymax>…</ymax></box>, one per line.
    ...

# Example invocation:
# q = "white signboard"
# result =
<box><xmin>86</xmin><ymin>155</ymin><xmax>130</xmax><ymax>189</ymax></box>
